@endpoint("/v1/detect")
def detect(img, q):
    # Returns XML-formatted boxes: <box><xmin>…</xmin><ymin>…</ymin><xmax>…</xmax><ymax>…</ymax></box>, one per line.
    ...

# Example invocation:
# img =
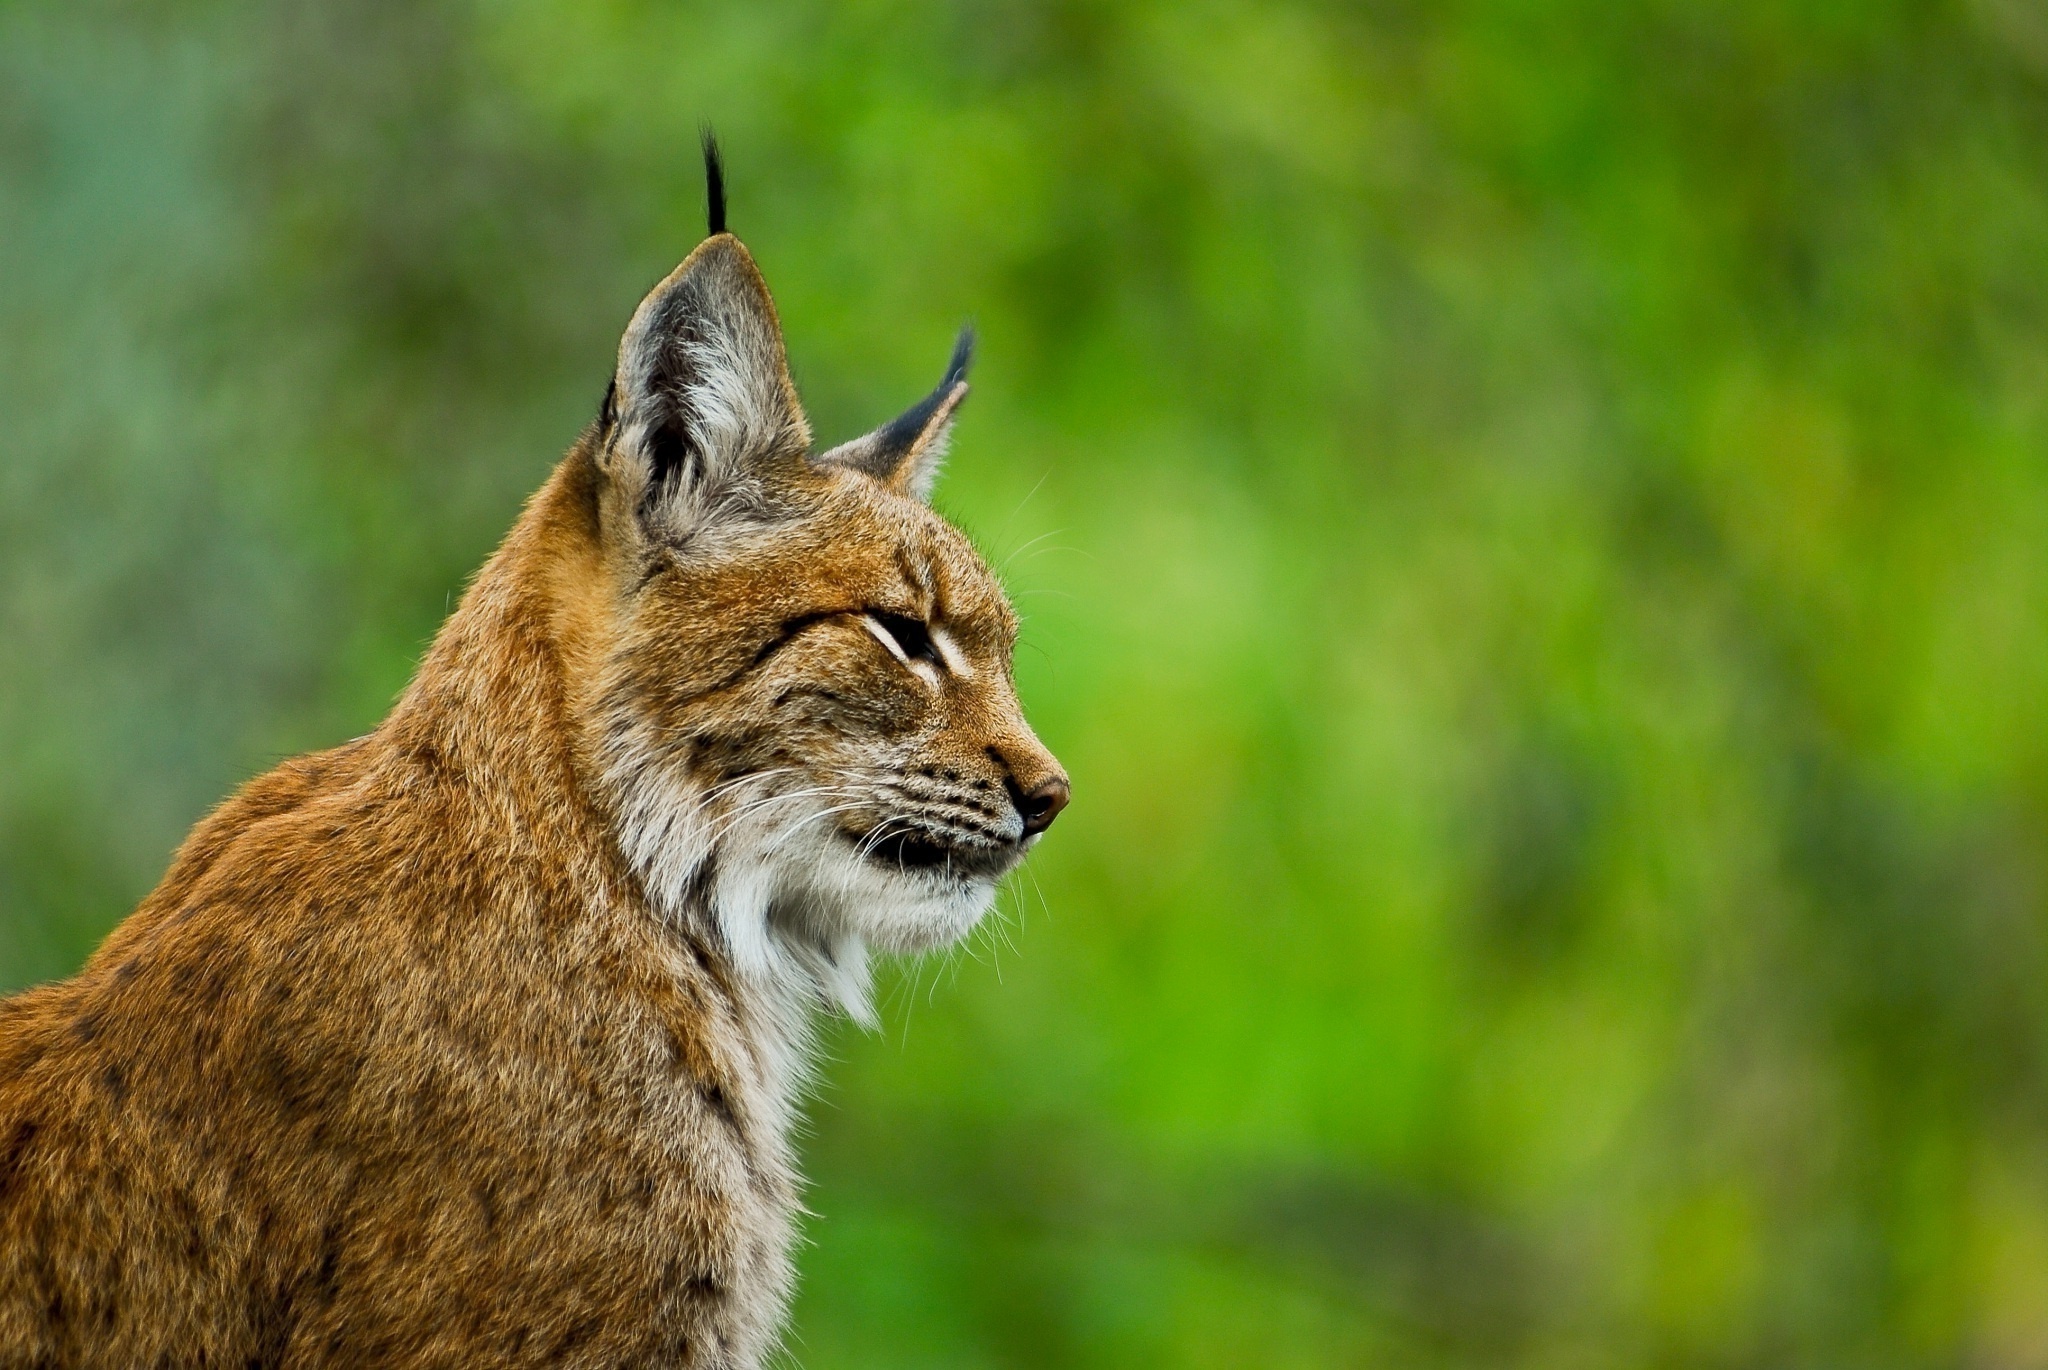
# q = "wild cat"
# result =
<box><xmin>0</xmin><ymin>138</ymin><xmax>1067</xmax><ymax>1367</ymax></box>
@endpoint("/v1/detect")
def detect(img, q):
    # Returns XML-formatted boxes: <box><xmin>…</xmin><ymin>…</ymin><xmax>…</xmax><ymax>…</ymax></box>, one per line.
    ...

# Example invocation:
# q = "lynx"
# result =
<box><xmin>0</xmin><ymin>139</ymin><xmax>1068</xmax><ymax>1367</ymax></box>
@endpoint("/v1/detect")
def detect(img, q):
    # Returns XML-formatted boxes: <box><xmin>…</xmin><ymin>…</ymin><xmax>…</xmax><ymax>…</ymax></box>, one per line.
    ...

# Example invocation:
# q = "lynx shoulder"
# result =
<box><xmin>0</xmin><ymin>137</ymin><xmax>1067</xmax><ymax>1369</ymax></box>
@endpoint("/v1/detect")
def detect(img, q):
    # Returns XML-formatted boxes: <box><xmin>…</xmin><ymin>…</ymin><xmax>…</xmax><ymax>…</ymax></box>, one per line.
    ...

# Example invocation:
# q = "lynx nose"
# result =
<box><xmin>1018</xmin><ymin>775</ymin><xmax>1070</xmax><ymax>837</ymax></box>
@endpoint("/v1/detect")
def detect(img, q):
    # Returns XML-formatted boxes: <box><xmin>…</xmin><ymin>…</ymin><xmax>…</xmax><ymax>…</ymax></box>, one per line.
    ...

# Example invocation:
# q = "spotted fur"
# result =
<box><xmin>0</xmin><ymin>153</ymin><xmax>1067</xmax><ymax>1367</ymax></box>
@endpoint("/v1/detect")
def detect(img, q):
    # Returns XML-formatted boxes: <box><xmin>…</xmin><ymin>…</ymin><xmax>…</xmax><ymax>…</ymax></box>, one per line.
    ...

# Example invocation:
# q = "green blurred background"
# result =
<box><xmin>7</xmin><ymin>0</ymin><xmax>2048</xmax><ymax>1363</ymax></box>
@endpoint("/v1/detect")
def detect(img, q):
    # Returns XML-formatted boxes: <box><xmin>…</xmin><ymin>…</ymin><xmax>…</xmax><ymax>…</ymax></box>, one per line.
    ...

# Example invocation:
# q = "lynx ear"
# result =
<box><xmin>599</xmin><ymin>136</ymin><xmax>810</xmax><ymax>538</ymax></box>
<box><xmin>814</xmin><ymin>326</ymin><xmax>973</xmax><ymax>502</ymax></box>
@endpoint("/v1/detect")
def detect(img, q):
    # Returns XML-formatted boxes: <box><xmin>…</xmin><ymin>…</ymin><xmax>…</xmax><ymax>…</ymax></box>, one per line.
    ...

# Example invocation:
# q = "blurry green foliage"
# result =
<box><xmin>8</xmin><ymin>0</ymin><xmax>2048</xmax><ymax>1363</ymax></box>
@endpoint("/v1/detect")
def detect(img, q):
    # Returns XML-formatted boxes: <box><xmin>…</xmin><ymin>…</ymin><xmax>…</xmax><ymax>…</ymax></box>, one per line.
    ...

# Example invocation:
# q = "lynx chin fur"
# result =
<box><xmin>0</xmin><ymin>135</ymin><xmax>1069</xmax><ymax>1368</ymax></box>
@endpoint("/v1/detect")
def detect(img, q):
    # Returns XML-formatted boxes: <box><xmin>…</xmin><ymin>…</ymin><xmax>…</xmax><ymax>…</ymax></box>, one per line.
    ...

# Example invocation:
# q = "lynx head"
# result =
<box><xmin>583</xmin><ymin>137</ymin><xmax>1066</xmax><ymax>1018</ymax></box>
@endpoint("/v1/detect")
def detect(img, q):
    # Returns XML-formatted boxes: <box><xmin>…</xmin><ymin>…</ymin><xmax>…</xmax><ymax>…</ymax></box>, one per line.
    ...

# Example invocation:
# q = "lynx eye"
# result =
<box><xmin>865</xmin><ymin>612</ymin><xmax>941</xmax><ymax>667</ymax></box>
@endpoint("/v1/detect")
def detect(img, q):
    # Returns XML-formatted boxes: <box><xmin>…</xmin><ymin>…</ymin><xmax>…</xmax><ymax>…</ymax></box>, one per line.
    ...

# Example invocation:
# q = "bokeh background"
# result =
<box><xmin>8</xmin><ymin>0</ymin><xmax>2048</xmax><ymax>1363</ymax></box>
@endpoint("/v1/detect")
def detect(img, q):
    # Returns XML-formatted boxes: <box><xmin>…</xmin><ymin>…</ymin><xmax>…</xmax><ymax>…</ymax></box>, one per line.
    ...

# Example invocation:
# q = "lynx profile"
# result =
<box><xmin>0</xmin><ymin>139</ymin><xmax>1068</xmax><ymax>1367</ymax></box>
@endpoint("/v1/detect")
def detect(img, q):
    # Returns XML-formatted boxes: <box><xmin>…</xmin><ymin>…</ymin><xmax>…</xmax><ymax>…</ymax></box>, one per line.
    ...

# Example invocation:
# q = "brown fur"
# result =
<box><xmin>0</xmin><ymin>224</ymin><xmax>1065</xmax><ymax>1366</ymax></box>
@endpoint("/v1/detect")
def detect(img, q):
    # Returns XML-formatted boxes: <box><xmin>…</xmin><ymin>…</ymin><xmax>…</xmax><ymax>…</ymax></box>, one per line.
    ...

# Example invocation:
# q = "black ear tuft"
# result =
<box><xmin>812</xmin><ymin>322</ymin><xmax>975</xmax><ymax>500</ymax></box>
<box><xmin>942</xmin><ymin>323</ymin><xmax>974</xmax><ymax>389</ymax></box>
<box><xmin>702</xmin><ymin>127</ymin><xmax>726</xmax><ymax>237</ymax></box>
<box><xmin>874</xmin><ymin>323</ymin><xmax>975</xmax><ymax>455</ymax></box>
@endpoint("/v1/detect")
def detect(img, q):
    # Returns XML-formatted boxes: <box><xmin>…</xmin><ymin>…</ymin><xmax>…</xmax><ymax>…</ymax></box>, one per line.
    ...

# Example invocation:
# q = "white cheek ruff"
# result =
<box><xmin>603</xmin><ymin>734</ymin><xmax>997</xmax><ymax>1036</ymax></box>
<box><xmin>704</xmin><ymin>803</ymin><xmax>999</xmax><ymax>1029</ymax></box>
